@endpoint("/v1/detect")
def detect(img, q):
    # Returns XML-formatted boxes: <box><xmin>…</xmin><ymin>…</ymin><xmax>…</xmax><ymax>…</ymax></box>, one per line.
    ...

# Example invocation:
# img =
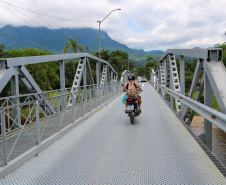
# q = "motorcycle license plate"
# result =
<box><xmin>127</xmin><ymin>105</ymin><xmax>134</xmax><ymax>110</ymax></box>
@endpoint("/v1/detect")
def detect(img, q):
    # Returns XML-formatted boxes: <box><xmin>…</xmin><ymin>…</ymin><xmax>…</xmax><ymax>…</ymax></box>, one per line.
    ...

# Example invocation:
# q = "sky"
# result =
<box><xmin>0</xmin><ymin>0</ymin><xmax>225</xmax><ymax>51</ymax></box>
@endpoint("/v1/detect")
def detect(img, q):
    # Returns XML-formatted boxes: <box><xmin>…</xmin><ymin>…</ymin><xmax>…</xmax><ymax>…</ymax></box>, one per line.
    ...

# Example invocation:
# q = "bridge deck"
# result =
<box><xmin>0</xmin><ymin>83</ymin><xmax>225</xmax><ymax>184</ymax></box>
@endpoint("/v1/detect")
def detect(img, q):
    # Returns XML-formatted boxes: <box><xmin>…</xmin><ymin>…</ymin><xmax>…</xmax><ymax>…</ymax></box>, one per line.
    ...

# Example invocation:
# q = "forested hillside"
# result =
<box><xmin>0</xmin><ymin>25</ymin><xmax>163</xmax><ymax>66</ymax></box>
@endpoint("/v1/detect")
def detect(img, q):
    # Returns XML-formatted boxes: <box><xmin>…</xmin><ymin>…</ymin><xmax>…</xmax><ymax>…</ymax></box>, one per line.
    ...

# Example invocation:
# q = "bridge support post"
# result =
<box><xmin>96</xmin><ymin>62</ymin><xmax>100</xmax><ymax>96</ymax></box>
<box><xmin>1</xmin><ymin>109</ymin><xmax>8</xmax><ymax>165</ymax></box>
<box><xmin>163</xmin><ymin>59</ymin><xmax>168</xmax><ymax>100</ymax></box>
<box><xmin>57</xmin><ymin>97</ymin><xmax>61</xmax><ymax>131</ymax></box>
<box><xmin>10</xmin><ymin>74</ymin><xmax>21</xmax><ymax>128</ymax></box>
<box><xmin>35</xmin><ymin>101</ymin><xmax>40</xmax><ymax>145</ymax></box>
<box><xmin>71</xmin><ymin>93</ymin><xmax>75</xmax><ymax>123</ymax></box>
<box><xmin>204</xmin><ymin>71</ymin><xmax>212</xmax><ymax>151</ymax></box>
<box><xmin>95</xmin><ymin>87</ymin><xmax>97</xmax><ymax>108</ymax></box>
<box><xmin>81</xmin><ymin>92</ymin><xmax>84</xmax><ymax>116</ymax></box>
<box><xmin>100</xmin><ymin>86</ymin><xmax>102</xmax><ymax>105</ymax></box>
<box><xmin>169</xmin><ymin>55</ymin><xmax>174</xmax><ymax>109</ymax></box>
<box><xmin>111</xmin><ymin>71</ymin><xmax>113</xmax><ymax>92</ymax></box>
<box><xmin>180</xmin><ymin>55</ymin><xmax>185</xmax><ymax>117</ymax></box>
<box><xmin>103</xmin><ymin>85</ymin><xmax>105</xmax><ymax>103</ymax></box>
<box><xmin>83</xmin><ymin>60</ymin><xmax>87</xmax><ymax>101</ymax></box>
<box><xmin>89</xmin><ymin>89</ymin><xmax>92</xmax><ymax>112</ymax></box>
<box><xmin>59</xmin><ymin>60</ymin><xmax>66</xmax><ymax>110</ymax></box>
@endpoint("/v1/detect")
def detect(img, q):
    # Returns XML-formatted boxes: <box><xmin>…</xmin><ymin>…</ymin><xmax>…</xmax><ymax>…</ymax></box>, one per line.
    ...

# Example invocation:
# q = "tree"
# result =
<box><xmin>143</xmin><ymin>59</ymin><xmax>158</xmax><ymax>79</ymax></box>
<box><xmin>93</xmin><ymin>49</ymin><xmax>110</xmax><ymax>61</ymax></box>
<box><xmin>214</xmin><ymin>42</ymin><xmax>226</xmax><ymax>49</ymax></box>
<box><xmin>63</xmin><ymin>37</ymin><xmax>89</xmax><ymax>54</ymax></box>
<box><xmin>136</xmin><ymin>66</ymin><xmax>145</xmax><ymax>76</ymax></box>
<box><xmin>215</xmin><ymin>42</ymin><xmax>226</xmax><ymax>66</ymax></box>
<box><xmin>92</xmin><ymin>49</ymin><xmax>129</xmax><ymax>79</ymax></box>
<box><xmin>146</xmin><ymin>56</ymin><xmax>154</xmax><ymax>62</ymax></box>
<box><xmin>0</xmin><ymin>44</ymin><xmax>5</xmax><ymax>57</ymax></box>
<box><xmin>110</xmin><ymin>50</ymin><xmax>129</xmax><ymax>74</ymax></box>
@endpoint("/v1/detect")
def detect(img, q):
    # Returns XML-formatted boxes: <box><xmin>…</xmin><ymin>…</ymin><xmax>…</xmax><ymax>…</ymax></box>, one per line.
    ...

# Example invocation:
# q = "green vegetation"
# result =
<box><xmin>63</xmin><ymin>37</ymin><xmax>89</xmax><ymax>54</ymax></box>
<box><xmin>187</xmin><ymin>91</ymin><xmax>220</xmax><ymax>116</ymax></box>
<box><xmin>0</xmin><ymin>26</ymin><xmax>163</xmax><ymax>65</ymax></box>
<box><xmin>215</xmin><ymin>42</ymin><xmax>226</xmax><ymax>66</ymax></box>
<box><xmin>0</xmin><ymin>44</ymin><xmax>5</xmax><ymax>57</ymax></box>
<box><xmin>0</xmin><ymin>47</ymin><xmax>61</xmax><ymax>97</ymax></box>
<box><xmin>1</xmin><ymin>40</ymin><xmax>225</xmax><ymax>114</ymax></box>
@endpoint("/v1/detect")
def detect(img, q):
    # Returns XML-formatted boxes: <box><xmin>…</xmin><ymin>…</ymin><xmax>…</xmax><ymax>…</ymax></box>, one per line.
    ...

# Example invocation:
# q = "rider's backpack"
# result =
<box><xmin>126</xmin><ymin>82</ymin><xmax>137</xmax><ymax>97</ymax></box>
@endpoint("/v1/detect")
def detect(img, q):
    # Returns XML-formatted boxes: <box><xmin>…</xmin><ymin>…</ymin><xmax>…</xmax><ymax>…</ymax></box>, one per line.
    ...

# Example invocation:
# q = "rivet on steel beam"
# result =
<box><xmin>211</xmin><ymin>115</ymin><xmax>215</xmax><ymax>119</ymax></box>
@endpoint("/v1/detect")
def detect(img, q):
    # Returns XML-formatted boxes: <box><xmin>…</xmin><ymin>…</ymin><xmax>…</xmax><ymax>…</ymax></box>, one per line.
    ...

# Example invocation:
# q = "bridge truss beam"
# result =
<box><xmin>151</xmin><ymin>48</ymin><xmax>226</xmax><ymax>151</ymax></box>
<box><xmin>0</xmin><ymin>53</ymin><xmax>118</xmax><ymax>125</ymax></box>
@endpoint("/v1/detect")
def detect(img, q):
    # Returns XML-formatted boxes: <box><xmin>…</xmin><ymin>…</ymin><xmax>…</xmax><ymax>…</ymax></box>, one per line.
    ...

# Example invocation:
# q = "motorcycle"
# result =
<box><xmin>125</xmin><ymin>91</ymin><xmax>141</xmax><ymax>124</ymax></box>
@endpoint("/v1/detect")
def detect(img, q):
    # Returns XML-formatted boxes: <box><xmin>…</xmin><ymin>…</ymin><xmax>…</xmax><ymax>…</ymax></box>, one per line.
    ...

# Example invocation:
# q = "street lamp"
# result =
<box><xmin>128</xmin><ymin>57</ymin><xmax>129</xmax><ymax>71</ymax></box>
<box><xmin>97</xmin><ymin>8</ymin><xmax>121</xmax><ymax>60</ymax></box>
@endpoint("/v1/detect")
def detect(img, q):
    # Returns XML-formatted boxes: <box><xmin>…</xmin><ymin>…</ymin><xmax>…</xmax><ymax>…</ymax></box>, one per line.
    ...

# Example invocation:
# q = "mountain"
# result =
<box><xmin>0</xmin><ymin>25</ymin><xmax>164</xmax><ymax>66</ymax></box>
<box><xmin>148</xmin><ymin>50</ymin><xmax>165</xmax><ymax>54</ymax></box>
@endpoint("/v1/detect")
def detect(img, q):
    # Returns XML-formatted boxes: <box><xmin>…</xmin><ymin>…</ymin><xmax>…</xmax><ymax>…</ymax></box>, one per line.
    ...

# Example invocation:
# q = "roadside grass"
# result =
<box><xmin>185</xmin><ymin>91</ymin><xmax>220</xmax><ymax>116</ymax></box>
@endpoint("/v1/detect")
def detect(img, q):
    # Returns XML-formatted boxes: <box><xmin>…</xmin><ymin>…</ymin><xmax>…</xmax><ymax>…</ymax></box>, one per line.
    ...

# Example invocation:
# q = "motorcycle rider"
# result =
<box><xmin>122</xmin><ymin>74</ymin><xmax>143</xmax><ymax>113</ymax></box>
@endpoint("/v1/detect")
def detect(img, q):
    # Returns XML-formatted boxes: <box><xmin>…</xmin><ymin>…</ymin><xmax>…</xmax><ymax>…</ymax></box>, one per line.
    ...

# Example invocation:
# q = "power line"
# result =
<box><xmin>0</xmin><ymin>4</ymin><xmax>62</xmax><ymax>44</ymax></box>
<box><xmin>0</xmin><ymin>24</ymin><xmax>54</xmax><ymax>46</ymax></box>
<box><xmin>0</xmin><ymin>2</ymin><xmax>66</xmax><ymax>44</ymax></box>
<box><xmin>16</xmin><ymin>0</ymin><xmax>69</xmax><ymax>40</ymax></box>
<box><xmin>0</xmin><ymin>4</ymin><xmax>36</xmax><ymax>29</ymax></box>
<box><xmin>0</xmin><ymin>0</ymin><xmax>95</xmax><ymax>22</ymax></box>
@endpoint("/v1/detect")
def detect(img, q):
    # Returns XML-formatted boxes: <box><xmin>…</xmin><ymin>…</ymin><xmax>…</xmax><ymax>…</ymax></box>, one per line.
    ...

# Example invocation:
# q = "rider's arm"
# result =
<box><xmin>122</xmin><ymin>82</ymin><xmax>128</xmax><ymax>92</ymax></box>
<box><xmin>135</xmin><ymin>82</ymin><xmax>143</xmax><ymax>91</ymax></box>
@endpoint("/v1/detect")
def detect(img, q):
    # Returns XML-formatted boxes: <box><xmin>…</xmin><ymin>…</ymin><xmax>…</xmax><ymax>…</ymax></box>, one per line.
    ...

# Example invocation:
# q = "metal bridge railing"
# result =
<box><xmin>151</xmin><ymin>82</ymin><xmax>226</xmax><ymax>132</ymax></box>
<box><xmin>150</xmin><ymin>48</ymin><xmax>226</xmax><ymax>152</ymax></box>
<box><xmin>0</xmin><ymin>82</ymin><xmax>122</xmax><ymax>166</ymax></box>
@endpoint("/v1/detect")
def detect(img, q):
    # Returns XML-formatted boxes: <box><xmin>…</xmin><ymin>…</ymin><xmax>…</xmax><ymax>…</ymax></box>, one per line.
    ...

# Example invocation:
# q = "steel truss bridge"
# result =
<box><xmin>0</xmin><ymin>49</ymin><xmax>225</xmax><ymax>184</ymax></box>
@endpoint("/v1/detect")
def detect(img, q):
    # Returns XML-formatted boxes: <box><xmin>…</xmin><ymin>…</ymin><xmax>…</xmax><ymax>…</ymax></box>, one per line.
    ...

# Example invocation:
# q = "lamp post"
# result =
<box><xmin>128</xmin><ymin>57</ymin><xmax>129</xmax><ymax>72</ymax></box>
<box><xmin>97</xmin><ymin>8</ymin><xmax>121</xmax><ymax>60</ymax></box>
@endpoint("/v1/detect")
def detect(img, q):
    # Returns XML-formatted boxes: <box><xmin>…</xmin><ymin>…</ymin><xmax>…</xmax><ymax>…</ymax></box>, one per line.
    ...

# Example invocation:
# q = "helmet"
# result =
<box><xmin>128</xmin><ymin>74</ymin><xmax>135</xmax><ymax>81</ymax></box>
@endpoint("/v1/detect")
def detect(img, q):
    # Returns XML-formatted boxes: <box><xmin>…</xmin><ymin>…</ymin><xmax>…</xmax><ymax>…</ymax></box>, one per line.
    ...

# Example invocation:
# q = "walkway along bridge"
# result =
<box><xmin>0</xmin><ymin>49</ymin><xmax>226</xmax><ymax>184</ymax></box>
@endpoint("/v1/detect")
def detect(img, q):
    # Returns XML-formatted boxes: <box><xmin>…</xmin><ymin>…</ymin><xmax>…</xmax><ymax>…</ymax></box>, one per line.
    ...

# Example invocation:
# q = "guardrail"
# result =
<box><xmin>0</xmin><ymin>82</ymin><xmax>122</xmax><ymax>166</ymax></box>
<box><xmin>150</xmin><ymin>48</ymin><xmax>226</xmax><ymax>152</ymax></box>
<box><xmin>151</xmin><ymin>82</ymin><xmax>226</xmax><ymax>133</ymax></box>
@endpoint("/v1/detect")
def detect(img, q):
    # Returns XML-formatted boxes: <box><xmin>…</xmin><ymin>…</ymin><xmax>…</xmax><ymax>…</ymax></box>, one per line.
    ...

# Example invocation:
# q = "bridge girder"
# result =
<box><xmin>0</xmin><ymin>53</ymin><xmax>119</xmax><ymax>120</ymax></box>
<box><xmin>151</xmin><ymin>48</ymin><xmax>226</xmax><ymax>151</ymax></box>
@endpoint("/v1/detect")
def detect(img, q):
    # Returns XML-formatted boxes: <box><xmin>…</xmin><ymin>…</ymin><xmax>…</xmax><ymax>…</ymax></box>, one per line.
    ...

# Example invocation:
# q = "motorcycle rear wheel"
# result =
<box><xmin>129</xmin><ymin>112</ymin><xmax>134</xmax><ymax>124</ymax></box>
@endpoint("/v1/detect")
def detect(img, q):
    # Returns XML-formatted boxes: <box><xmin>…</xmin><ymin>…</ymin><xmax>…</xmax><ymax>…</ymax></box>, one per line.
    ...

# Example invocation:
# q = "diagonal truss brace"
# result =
<box><xmin>0</xmin><ymin>64</ymin><xmax>55</xmax><ymax>115</ymax></box>
<box><xmin>100</xmin><ymin>64</ymin><xmax>108</xmax><ymax>93</ymax></box>
<box><xmin>182</xmin><ymin>59</ymin><xmax>204</xmax><ymax>125</ymax></box>
<box><xmin>113</xmin><ymin>74</ymin><xmax>118</xmax><ymax>90</ymax></box>
<box><xmin>158</xmin><ymin>62</ymin><xmax>165</xmax><ymax>96</ymax></box>
<box><xmin>86</xmin><ymin>58</ymin><xmax>95</xmax><ymax>90</ymax></box>
<box><xmin>20</xmin><ymin>66</ymin><xmax>56</xmax><ymax>115</ymax></box>
<box><xmin>68</xmin><ymin>57</ymin><xmax>86</xmax><ymax>107</ymax></box>
<box><xmin>168</xmin><ymin>54</ymin><xmax>181</xmax><ymax>112</ymax></box>
<box><xmin>0</xmin><ymin>66</ymin><xmax>20</xmax><ymax>93</ymax></box>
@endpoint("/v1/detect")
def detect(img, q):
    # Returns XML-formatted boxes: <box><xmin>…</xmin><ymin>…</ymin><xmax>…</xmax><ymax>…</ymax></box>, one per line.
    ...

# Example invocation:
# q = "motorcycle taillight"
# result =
<box><xmin>128</xmin><ymin>98</ymin><xmax>133</xmax><ymax>102</ymax></box>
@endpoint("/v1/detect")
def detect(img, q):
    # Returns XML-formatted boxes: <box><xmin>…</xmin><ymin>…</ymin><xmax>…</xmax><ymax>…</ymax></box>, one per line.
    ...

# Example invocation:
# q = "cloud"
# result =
<box><xmin>0</xmin><ymin>0</ymin><xmax>225</xmax><ymax>51</ymax></box>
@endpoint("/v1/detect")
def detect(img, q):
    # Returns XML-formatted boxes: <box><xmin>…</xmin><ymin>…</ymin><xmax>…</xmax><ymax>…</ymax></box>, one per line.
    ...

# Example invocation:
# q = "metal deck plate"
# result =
<box><xmin>0</xmin><ymin>83</ymin><xmax>225</xmax><ymax>184</ymax></box>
